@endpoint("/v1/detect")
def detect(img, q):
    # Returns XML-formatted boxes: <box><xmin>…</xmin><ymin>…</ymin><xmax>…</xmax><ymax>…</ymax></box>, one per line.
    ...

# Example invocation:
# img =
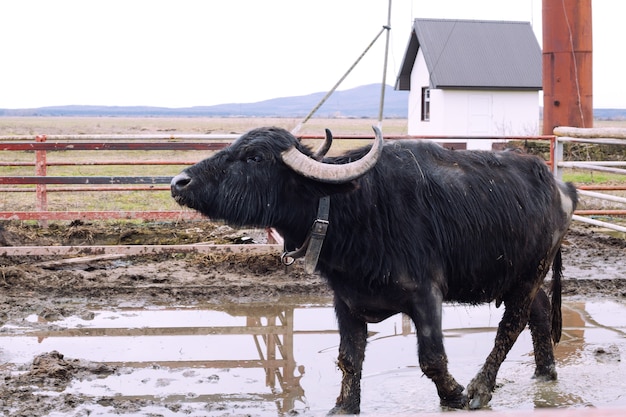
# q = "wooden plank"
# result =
<box><xmin>34</xmin><ymin>253</ymin><xmax>128</xmax><ymax>268</ymax></box>
<box><xmin>554</xmin><ymin>126</ymin><xmax>626</xmax><ymax>139</ymax></box>
<box><xmin>0</xmin><ymin>244</ymin><xmax>282</xmax><ymax>256</ymax></box>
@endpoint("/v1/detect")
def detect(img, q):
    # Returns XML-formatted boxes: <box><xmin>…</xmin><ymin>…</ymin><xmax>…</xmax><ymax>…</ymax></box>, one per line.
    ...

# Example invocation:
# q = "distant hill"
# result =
<box><xmin>594</xmin><ymin>108</ymin><xmax>626</xmax><ymax>121</ymax></box>
<box><xmin>0</xmin><ymin>84</ymin><xmax>409</xmax><ymax>118</ymax></box>
<box><xmin>3</xmin><ymin>85</ymin><xmax>624</xmax><ymax>120</ymax></box>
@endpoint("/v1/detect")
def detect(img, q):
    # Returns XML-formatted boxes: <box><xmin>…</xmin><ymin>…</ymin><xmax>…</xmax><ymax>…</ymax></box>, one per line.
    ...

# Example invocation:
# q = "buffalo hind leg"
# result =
<box><xmin>328</xmin><ymin>296</ymin><xmax>367</xmax><ymax>415</ymax></box>
<box><xmin>466</xmin><ymin>296</ymin><xmax>533</xmax><ymax>409</ymax></box>
<box><xmin>411</xmin><ymin>286</ymin><xmax>466</xmax><ymax>409</ymax></box>
<box><xmin>529</xmin><ymin>289</ymin><xmax>558</xmax><ymax>380</ymax></box>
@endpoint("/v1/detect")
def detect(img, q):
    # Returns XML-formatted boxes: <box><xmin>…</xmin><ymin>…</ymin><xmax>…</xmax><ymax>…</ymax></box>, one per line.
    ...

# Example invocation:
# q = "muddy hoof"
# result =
<box><xmin>440</xmin><ymin>393</ymin><xmax>468</xmax><ymax>410</ymax></box>
<box><xmin>327</xmin><ymin>404</ymin><xmax>360</xmax><ymax>415</ymax></box>
<box><xmin>466</xmin><ymin>373</ymin><xmax>494</xmax><ymax>410</ymax></box>
<box><xmin>468</xmin><ymin>391</ymin><xmax>493</xmax><ymax>410</ymax></box>
<box><xmin>468</xmin><ymin>396</ymin><xmax>482</xmax><ymax>410</ymax></box>
<box><xmin>533</xmin><ymin>365</ymin><xmax>557</xmax><ymax>381</ymax></box>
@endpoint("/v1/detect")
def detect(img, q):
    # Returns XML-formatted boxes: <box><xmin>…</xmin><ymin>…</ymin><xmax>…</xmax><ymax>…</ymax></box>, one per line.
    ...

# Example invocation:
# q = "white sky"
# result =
<box><xmin>1</xmin><ymin>0</ymin><xmax>624</xmax><ymax>109</ymax></box>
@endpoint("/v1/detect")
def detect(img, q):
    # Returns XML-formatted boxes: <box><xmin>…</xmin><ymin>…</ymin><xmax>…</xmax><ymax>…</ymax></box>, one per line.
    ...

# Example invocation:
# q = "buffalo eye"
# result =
<box><xmin>246</xmin><ymin>155</ymin><xmax>263</xmax><ymax>164</ymax></box>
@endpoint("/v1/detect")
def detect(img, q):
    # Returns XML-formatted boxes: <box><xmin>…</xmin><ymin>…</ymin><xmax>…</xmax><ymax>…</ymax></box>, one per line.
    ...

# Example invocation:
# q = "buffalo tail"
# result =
<box><xmin>550</xmin><ymin>248</ymin><xmax>563</xmax><ymax>344</ymax></box>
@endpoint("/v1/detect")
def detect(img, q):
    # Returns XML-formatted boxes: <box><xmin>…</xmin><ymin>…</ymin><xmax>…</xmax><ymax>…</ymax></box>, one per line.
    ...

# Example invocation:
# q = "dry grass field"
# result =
<box><xmin>0</xmin><ymin>116</ymin><xmax>410</xmax><ymax>136</ymax></box>
<box><xmin>1</xmin><ymin>116</ymin><xmax>624</xmax><ymax>137</ymax></box>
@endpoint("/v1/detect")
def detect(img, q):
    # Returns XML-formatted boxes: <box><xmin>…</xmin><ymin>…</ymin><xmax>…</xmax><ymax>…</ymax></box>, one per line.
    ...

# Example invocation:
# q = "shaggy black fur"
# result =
<box><xmin>172</xmin><ymin>127</ymin><xmax>578</xmax><ymax>413</ymax></box>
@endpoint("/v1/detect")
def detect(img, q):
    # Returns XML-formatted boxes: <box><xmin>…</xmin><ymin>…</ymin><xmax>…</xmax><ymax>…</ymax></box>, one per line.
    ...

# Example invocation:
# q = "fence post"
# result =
<box><xmin>35</xmin><ymin>135</ymin><xmax>48</xmax><ymax>227</ymax></box>
<box><xmin>551</xmin><ymin>133</ymin><xmax>564</xmax><ymax>180</ymax></box>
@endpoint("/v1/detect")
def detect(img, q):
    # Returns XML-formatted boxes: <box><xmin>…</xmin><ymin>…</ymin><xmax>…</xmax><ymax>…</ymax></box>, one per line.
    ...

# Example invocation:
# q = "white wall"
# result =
<box><xmin>407</xmin><ymin>51</ymin><xmax>540</xmax><ymax>150</ymax></box>
<box><xmin>407</xmin><ymin>49</ymin><xmax>430</xmax><ymax>134</ymax></box>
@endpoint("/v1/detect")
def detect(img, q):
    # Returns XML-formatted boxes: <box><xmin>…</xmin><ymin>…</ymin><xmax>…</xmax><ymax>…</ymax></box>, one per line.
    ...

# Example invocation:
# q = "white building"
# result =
<box><xmin>395</xmin><ymin>19</ymin><xmax>542</xmax><ymax>150</ymax></box>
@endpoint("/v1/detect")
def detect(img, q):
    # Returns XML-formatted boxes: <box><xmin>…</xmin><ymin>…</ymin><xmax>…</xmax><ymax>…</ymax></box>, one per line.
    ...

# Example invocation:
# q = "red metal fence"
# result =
<box><xmin>0</xmin><ymin>134</ymin><xmax>239</xmax><ymax>222</ymax></box>
<box><xmin>1</xmin><ymin>131</ymin><xmax>624</xmax><ymax>253</ymax></box>
<box><xmin>1</xmin><ymin>133</ymin><xmax>554</xmax><ymax>223</ymax></box>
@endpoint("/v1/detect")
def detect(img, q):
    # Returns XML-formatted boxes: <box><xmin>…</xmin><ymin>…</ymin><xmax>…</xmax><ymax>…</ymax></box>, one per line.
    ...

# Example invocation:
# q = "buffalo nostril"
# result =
<box><xmin>171</xmin><ymin>172</ymin><xmax>192</xmax><ymax>194</ymax></box>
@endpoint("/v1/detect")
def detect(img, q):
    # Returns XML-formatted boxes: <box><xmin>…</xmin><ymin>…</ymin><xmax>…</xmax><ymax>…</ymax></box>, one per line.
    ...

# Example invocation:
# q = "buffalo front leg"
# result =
<box><xmin>411</xmin><ymin>285</ymin><xmax>466</xmax><ymax>409</ymax></box>
<box><xmin>467</xmin><ymin>296</ymin><xmax>533</xmax><ymax>409</ymax></box>
<box><xmin>328</xmin><ymin>296</ymin><xmax>367</xmax><ymax>415</ymax></box>
<box><xmin>528</xmin><ymin>289</ymin><xmax>558</xmax><ymax>380</ymax></box>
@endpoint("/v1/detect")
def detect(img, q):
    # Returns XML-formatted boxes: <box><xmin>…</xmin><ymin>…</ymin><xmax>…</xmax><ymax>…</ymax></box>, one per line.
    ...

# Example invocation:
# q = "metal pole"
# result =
<box><xmin>542</xmin><ymin>0</ymin><xmax>593</xmax><ymax>134</ymax></box>
<box><xmin>552</xmin><ymin>135</ymin><xmax>564</xmax><ymax>180</ymax></box>
<box><xmin>35</xmin><ymin>135</ymin><xmax>48</xmax><ymax>228</ymax></box>
<box><xmin>377</xmin><ymin>0</ymin><xmax>392</xmax><ymax>128</ymax></box>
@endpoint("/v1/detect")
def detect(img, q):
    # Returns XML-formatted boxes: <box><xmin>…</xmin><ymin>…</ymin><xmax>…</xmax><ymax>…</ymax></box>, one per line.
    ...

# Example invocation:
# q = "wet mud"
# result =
<box><xmin>0</xmin><ymin>220</ymin><xmax>625</xmax><ymax>416</ymax></box>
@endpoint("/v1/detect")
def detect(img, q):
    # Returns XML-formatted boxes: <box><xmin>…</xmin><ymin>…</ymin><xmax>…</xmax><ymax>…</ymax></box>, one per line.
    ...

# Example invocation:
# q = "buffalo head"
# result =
<box><xmin>170</xmin><ymin>126</ymin><xmax>383</xmax><ymax>228</ymax></box>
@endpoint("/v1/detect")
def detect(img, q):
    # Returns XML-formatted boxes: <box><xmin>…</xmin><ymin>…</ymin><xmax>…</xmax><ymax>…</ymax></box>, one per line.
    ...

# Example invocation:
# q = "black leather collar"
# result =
<box><xmin>280</xmin><ymin>196</ymin><xmax>330</xmax><ymax>273</ymax></box>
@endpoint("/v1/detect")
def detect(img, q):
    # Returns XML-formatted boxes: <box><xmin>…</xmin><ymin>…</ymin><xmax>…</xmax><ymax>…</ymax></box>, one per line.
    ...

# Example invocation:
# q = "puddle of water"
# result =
<box><xmin>1</xmin><ymin>298</ymin><xmax>624</xmax><ymax>416</ymax></box>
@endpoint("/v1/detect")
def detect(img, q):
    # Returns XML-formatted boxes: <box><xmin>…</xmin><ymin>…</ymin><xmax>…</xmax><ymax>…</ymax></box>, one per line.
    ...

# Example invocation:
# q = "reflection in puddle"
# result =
<box><xmin>0</xmin><ymin>298</ymin><xmax>624</xmax><ymax>416</ymax></box>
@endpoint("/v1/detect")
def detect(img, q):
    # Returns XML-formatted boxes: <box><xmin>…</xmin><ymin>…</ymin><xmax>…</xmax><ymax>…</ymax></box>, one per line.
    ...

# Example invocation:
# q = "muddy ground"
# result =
<box><xmin>0</xmin><ymin>220</ymin><xmax>624</xmax><ymax>416</ymax></box>
<box><xmin>1</xmin><ymin>220</ymin><xmax>624</xmax><ymax>304</ymax></box>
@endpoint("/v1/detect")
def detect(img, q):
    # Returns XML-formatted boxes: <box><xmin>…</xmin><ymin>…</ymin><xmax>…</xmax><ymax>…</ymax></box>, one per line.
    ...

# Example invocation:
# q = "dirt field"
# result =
<box><xmin>0</xmin><ymin>220</ymin><xmax>328</xmax><ymax>306</ymax></box>
<box><xmin>1</xmin><ymin>219</ymin><xmax>624</xmax><ymax>307</ymax></box>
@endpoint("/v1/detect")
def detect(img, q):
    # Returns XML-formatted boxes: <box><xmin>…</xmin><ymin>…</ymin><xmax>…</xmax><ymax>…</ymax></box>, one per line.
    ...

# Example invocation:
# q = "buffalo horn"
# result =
<box><xmin>281</xmin><ymin>126</ymin><xmax>384</xmax><ymax>183</ymax></box>
<box><xmin>311</xmin><ymin>128</ymin><xmax>333</xmax><ymax>161</ymax></box>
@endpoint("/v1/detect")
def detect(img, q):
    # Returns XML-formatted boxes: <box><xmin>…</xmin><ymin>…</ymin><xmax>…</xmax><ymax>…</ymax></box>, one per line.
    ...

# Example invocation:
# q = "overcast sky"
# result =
<box><xmin>1</xmin><ymin>0</ymin><xmax>624</xmax><ymax>109</ymax></box>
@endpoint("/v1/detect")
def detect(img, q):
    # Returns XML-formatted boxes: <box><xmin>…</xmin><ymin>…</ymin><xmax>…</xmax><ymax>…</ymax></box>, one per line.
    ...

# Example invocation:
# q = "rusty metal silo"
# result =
<box><xmin>542</xmin><ymin>0</ymin><xmax>593</xmax><ymax>134</ymax></box>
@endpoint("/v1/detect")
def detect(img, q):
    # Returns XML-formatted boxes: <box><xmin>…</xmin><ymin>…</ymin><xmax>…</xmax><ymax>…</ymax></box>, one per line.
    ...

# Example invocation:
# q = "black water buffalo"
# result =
<box><xmin>171</xmin><ymin>126</ymin><xmax>577</xmax><ymax>413</ymax></box>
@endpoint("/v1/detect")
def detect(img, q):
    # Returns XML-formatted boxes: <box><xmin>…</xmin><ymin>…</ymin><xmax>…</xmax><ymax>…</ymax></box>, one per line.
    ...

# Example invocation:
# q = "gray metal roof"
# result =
<box><xmin>395</xmin><ymin>18</ymin><xmax>542</xmax><ymax>91</ymax></box>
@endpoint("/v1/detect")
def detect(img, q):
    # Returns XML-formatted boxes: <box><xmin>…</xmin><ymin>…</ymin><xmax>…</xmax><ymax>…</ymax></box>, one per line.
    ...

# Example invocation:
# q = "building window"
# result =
<box><xmin>421</xmin><ymin>87</ymin><xmax>430</xmax><ymax>121</ymax></box>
